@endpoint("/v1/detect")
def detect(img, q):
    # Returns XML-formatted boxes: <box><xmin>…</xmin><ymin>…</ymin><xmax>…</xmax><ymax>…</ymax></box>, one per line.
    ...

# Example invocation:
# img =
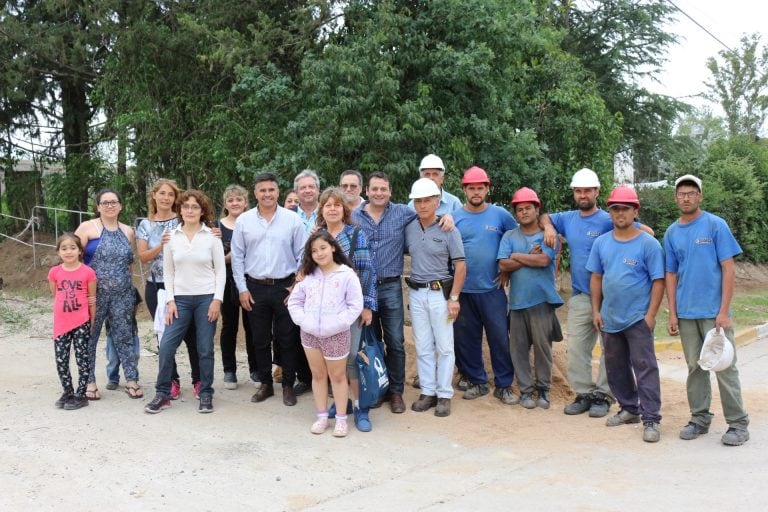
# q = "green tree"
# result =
<box><xmin>705</xmin><ymin>33</ymin><xmax>768</xmax><ymax>139</ymax></box>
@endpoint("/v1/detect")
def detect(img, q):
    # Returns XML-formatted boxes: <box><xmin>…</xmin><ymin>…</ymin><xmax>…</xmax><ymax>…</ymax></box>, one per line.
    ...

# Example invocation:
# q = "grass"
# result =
<box><xmin>0</xmin><ymin>301</ymin><xmax>31</xmax><ymax>329</ymax></box>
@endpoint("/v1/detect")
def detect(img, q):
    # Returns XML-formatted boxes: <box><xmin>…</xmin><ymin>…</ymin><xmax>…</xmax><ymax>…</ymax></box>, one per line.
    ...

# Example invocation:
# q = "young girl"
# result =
<box><xmin>48</xmin><ymin>233</ymin><xmax>97</xmax><ymax>410</ymax></box>
<box><xmin>288</xmin><ymin>231</ymin><xmax>363</xmax><ymax>437</ymax></box>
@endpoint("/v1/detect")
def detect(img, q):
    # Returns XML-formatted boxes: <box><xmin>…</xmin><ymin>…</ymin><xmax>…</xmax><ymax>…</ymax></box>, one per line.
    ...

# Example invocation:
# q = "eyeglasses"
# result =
<box><xmin>675</xmin><ymin>191</ymin><xmax>699</xmax><ymax>199</ymax></box>
<box><xmin>99</xmin><ymin>200</ymin><xmax>120</xmax><ymax>207</ymax></box>
<box><xmin>340</xmin><ymin>183</ymin><xmax>359</xmax><ymax>189</ymax></box>
<box><xmin>181</xmin><ymin>204</ymin><xmax>201</xmax><ymax>211</ymax></box>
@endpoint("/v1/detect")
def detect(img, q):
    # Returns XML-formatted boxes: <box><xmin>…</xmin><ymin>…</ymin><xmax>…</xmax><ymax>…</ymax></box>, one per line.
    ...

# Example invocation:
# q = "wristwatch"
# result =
<box><xmin>449</xmin><ymin>295</ymin><xmax>459</xmax><ymax>301</ymax></box>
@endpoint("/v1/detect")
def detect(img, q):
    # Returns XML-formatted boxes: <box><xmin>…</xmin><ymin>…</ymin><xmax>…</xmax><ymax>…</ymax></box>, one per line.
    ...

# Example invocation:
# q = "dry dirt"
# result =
<box><xmin>1</xmin><ymin>238</ymin><xmax>768</xmax><ymax>510</ymax></box>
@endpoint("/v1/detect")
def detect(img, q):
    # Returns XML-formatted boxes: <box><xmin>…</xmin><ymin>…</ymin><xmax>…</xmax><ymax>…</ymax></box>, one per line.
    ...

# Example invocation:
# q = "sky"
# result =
<box><xmin>646</xmin><ymin>0</ymin><xmax>768</xmax><ymax>114</ymax></box>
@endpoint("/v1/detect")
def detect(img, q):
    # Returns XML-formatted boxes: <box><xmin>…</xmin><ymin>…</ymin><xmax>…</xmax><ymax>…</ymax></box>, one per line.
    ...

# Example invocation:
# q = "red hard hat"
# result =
<box><xmin>606</xmin><ymin>186</ymin><xmax>640</xmax><ymax>209</ymax></box>
<box><xmin>510</xmin><ymin>187</ymin><xmax>541</xmax><ymax>208</ymax></box>
<box><xmin>461</xmin><ymin>166</ymin><xmax>491</xmax><ymax>186</ymax></box>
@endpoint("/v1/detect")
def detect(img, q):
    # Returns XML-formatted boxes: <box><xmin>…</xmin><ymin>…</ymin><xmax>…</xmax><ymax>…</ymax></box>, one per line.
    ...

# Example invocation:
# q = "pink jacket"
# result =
<box><xmin>288</xmin><ymin>264</ymin><xmax>363</xmax><ymax>338</ymax></box>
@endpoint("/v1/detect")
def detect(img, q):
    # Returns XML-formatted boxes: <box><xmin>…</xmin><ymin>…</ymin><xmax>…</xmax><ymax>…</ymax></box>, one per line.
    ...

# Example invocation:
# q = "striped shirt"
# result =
<box><xmin>352</xmin><ymin>201</ymin><xmax>416</xmax><ymax>279</ymax></box>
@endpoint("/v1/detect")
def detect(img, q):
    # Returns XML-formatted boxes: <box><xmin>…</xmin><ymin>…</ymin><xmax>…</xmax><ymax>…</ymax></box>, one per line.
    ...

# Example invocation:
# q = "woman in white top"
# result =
<box><xmin>144</xmin><ymin>189</ymin><xmax>226</xmax><ymax>414</ymax></box>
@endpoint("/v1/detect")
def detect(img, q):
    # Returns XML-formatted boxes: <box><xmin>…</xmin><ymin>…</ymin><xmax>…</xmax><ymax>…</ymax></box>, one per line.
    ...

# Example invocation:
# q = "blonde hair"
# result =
<box><xmin>221</xmin><ymin>184</ymin><xmax>249</xmax><ymax>217</ymax></box>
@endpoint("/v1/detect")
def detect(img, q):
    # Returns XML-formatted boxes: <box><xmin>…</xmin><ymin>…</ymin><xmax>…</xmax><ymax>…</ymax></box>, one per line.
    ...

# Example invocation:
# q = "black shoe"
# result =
<box><xmin>145</xmin><ymin>394</ymin><xmax>172</xmax><ymax>414</ymax></box>
<box><xmin>536</xmin><ymin>389</ymin><xmax>550</xmax><ymax>409</ymax></box>
<box><xmin>282</xmin><ymin>385</ymin><xmax>297</xmax><ymax>406</ymax></box>
<box><xmin>63</xmin><ymin>395</ymin><xmax>89</xmax><ymax>410</ymax></box>
<box><xmin>589</xmin><ymin>392</ymin><xmax>613</xmax><ymax>418</ymax></box>
<box><xmin>293</xmin><ymin>381</ymin><xmax>311</xmax><ymax>396</ymax></box>
<box><xmin>679</xmin><ymin>421</ymin><xmax>709</xmax><ymax>440</ymax></box>
<box><xmin>55</xmin><ymin>392</ymin><xmax>72</xmax><ymax>409</ymax></box>
<box><xmin>199</xmin><ymin>396</ymin><xmax>214</xmax><ymax>413</ymax></box>
<box><xmin>564</xmin><ymin>394</ymin><xmax>592</xmax><ymax>415</ymax></box>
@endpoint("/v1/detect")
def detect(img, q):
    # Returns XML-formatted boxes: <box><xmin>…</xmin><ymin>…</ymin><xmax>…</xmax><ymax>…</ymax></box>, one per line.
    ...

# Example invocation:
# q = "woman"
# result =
<box><xmin>135</xmin><ymin>179</ymin><xmax>201</xmax><ymax>400</ymax></box>
<box><xmin>145</xmin><ymin>189</ymin><xmax>225</xmax><ymax>414</ymax></box>
<box><xmin>217</xmin><ymin>185</ymin><xmax>258</xmax><ymax>389</ymax></box>
<box><xmin>316</xmin><ymin>187</ymin><xmax>377</xmax><ymax>432</ymax></box>
<box><xmin>284</xmin><ymin>190</ymin><xmax>300</xmax><ymax>211</ymax></box>
<box><xmin>75</xmin><ymin>188</ymin><xmax>141</xmax><ymax>399</ymax></box>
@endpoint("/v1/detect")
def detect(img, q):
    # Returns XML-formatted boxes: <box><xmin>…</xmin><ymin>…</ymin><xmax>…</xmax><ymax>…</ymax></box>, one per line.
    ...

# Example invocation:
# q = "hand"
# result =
<box><xmin>715</xmin><ymin>312</ymin><xmax>732</xmax><ymax>330</ymax></box>
<box><xmin>211</xmin><ymin>226</ymin><xmax>222</xmax><ymax>239</ymax></box>
<box><xmin>543</xmin><ymin>225</ymin><xmax>557</xmax><ymax>249</ymax></box>
<box><xmin>360</xmin><ymin>308</ymin><xmax>373</xmax><ymax>326</ymax></box>
<box><xmin>165</xmin><ymin>300</ymin><xmax>177</xmax><ymax>326</ymax></box>
<box><xmin>530</xmin><ymin>243</ymin><xmax>542</xmax><ymax>254</ymax></box>
<box><xmin>438</xmin><ymin>214</ymin><xmax>455</xmax><ymax>231</ymax></box>
<box><xmin>644</xmin><ymin>313</ymin><xmax>656</xmax><ymax>331</ymax></box>
<box><xmin>283</xmin><ymin>285</ymin><xmax>294</xmax><ymax>306</ymax></box>
<box><xmin>207</xmin><ymin>299</ymin><xmax>221</xmax><ymax>322</ymax></box>
<box><xmin>667</xmin><ymin>312</ymin><xmax>679</xmax><ymax>336</ymax></box>
<box><xmin>239</xmin><ymin>291</ymin><xmax>254</xmax><ymax>311</ymax></box>
<box><xmin>494</xmin><ymin>271</ymin><xmax>510</xmax><ymax>289</ymax></box>
<box><xmin>295</xmin><ymin>271</ymin><xmax>305</xmax><ymax>283</ymax></box>
<box><xmin>161</xmin><ymin>229</ymin><xmax>172</xmax><ymax>245</ymax></box>
<box><xmin>592</xmin><ymin>312</ymin><xmax>603</xmax><ymax>331</ymax></box>
<box><xmin>447</xmin><ymin>299</ymin><xmax>460</xmax><ymax>320</ymax></box>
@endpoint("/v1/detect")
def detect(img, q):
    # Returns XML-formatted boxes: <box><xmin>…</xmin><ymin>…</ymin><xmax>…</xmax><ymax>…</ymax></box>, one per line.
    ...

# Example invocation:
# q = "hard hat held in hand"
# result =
<box><xmin>698</xmin><ymin>327</ymin><xmax>735</xmax><ymax>372</ymax></box>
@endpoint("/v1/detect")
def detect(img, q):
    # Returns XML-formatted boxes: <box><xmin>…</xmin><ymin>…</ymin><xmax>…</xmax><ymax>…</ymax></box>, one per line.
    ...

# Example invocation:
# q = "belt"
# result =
<box><xmin>376</xmin><ymin>276</ymin><xmax>401</xmax><ymax>285</ymax></box>
<box><xmin>246</xmin><ymin>274</ymin><xmax>295</xmax><ymax>286</ymax></box>
<box><xmin>406</xmin><ymin>279</ymin><xmax>446</xmax><ymax>291</ymax></box>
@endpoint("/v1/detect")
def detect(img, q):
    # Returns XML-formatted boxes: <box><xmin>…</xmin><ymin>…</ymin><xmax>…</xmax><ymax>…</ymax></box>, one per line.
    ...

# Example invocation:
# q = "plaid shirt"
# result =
<box><xmin>330</xmin><ymin>224</ymin><xmax>378</xmax><ymax>312</ymax></box>
<box><xmin>352</xmin><ymin>201</ymin><xmax>416</xmax><ymax>280</ymax></box>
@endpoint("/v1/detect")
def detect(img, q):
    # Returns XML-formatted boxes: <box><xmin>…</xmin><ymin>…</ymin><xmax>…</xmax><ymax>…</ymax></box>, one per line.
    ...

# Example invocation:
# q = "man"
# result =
<box><xmin>405</xmin><ymin>178</ymin><xmax>466</xmax><ymax>417</ymax></box>
<box><xmin>587</xmin><ymin>186</ymin><xmax>664</xmax><ymax>443</ymax></box>
<box><xmin>231</xmin><ymin>172</ymin><xmax>308</xmax><ymax>406</ymax></box>
<box><xmin>540</xmin><ymin>168</ymin><xmax>618</xmax><ymax>417</ymax></box>
<box><xmin>339</xmin><ymin>169</ymin><xmax>364</xmax><ymax>209</ymax></box>
<box><xmin>294</xmin><ymin>169</ymin><xmax>320</xmax><ymax>232</ymax></box>
<box><xmin>351</xmin><ymin>171</ymin><xmax>453</xmax><ymax>413</ymax></box>
<box><xmin>498</xmin><ymin>187</ymin><xmax>563</xmax><ymax>410</ymax></box>
<box><xmin>452</xmin><ymin>166</ymin><xmax>518</xmax><ymax>404</ymax></box>
<box><xmin>664</xmin><ymin>174</ymin><xmax>750</xmax><ymax>446</ymax></box>
<box><xmin>407</xmin><ymin>154</ymin><xmax>462</xmax><ymax>215</ymax></box>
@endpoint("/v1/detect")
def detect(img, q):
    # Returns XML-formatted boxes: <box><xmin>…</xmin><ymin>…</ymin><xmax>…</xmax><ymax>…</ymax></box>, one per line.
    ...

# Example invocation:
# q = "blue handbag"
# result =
<box><xmin>356</xmin><ymin>326</ymin><xmax>390</xmax><ymax>409</ymax></box>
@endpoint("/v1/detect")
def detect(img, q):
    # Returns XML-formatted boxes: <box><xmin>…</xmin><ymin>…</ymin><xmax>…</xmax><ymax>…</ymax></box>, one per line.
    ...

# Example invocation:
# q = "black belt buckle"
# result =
<box><xmin>429</xmin><ymin>280</ymin><xmax>442</xmax><ymax>291</ymax></box>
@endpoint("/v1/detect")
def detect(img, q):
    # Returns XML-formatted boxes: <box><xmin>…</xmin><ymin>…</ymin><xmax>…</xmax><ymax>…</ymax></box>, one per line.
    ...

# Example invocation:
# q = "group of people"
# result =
<box><xmin>46</xmin><ymin>154</ymin><xmax>750</xmax><ymax>445</ymax></box>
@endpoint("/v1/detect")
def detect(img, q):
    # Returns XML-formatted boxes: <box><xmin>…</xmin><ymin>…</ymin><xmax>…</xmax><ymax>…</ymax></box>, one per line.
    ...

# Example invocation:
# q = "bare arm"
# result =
<box><xmin>87</xmin><ymin>279</ymin><xmax>97</xmax><ymax>325</ymax></box>
<box><xmin>590</xmin><ymin>273</ymin><xmax>603</xmax><ymax>331</ymax></box>
<box><xmin>717</xmin><ymin>258</ymin><xmax>736</xmax><ymax>330</ymax></box>
<box><xmin>498</xmin><ymin>257</ymin><xmax>523</xmax><ymax>272</ymax></box>
<box><xmin>645</xmin><ymin>278</ymin><xmax>665</xmax><ymax>329</ymax></box>
<box><xmin>447</xmin><ymin>259</ymin><xmax>466</xmax><ymax>320</ymax></box>
<box><xmin>638</xmin><ymin>223</ymin><xmax>655</xmax><ymax>237</ymax></box>
<box><xmin>665</xmin><ymin>271</ymin><xmax>679</xmax><ymax>336</ymax></box>
<box><xmin>509</xmin><ymin>251</ymin><xmax>550</xmax><ymax>268</ymax></box>
<box><xmin>539</xmin><ymin>213</ymin><xmax>559</xmax><ymax>248</ymax></box>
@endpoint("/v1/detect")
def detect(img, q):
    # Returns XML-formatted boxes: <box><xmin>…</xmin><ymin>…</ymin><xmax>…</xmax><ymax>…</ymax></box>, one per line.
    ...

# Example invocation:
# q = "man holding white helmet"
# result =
<box><xmin>542</xmin><ymin>168</ymin><xmax>644</xmax><ymax>418</ymax></box>
<box><xmin>407</xmin><ymin>154</ymin><xmax>462</xmax><ymax>214</ymax></box>
<box><xmin>663</xmin><ymin>174</ymin><xmax>750</xmax><ymax>446</ymax></box>
<box><xmin>405</xmin><ymin>178</ymin><xmax>466</xmax><ymax>417</ymax></box>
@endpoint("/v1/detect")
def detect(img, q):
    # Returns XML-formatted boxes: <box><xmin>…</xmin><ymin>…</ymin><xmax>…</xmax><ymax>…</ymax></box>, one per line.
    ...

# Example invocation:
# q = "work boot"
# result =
<box><xmin>493</xmin><ymin>386</ymin><xmax>520</xmax><ymax>405</ymax></box>
<box><xmin>411</xmin><ymin>394</ymin><xmax>437</xmax><ymax>412</ymax></box>
<box><xmin>463</xmin><ymin>383</ymin><xmax>489</xmax><ymax>400</ymax></box>
<box><xmin>721</xmin><ymin>427</ymin><xmax>750</xmax><ymax>446</ymax></box>
<box><xmin>679</xmin><ymin>422</ymin><xmax>709</xmax><ymax>440</ymax></box>
<box><xmin>435</xmin><ymin>398</ymin><xmax>451</xmax><ymax>417</ymax></box>
<box><xmin>606</xmin><ymin>409</ymin><xmax>641</xmax><ymax>427</ymax></box>
<box><xmin>520</xmin><ymin>392</ymin><xmax>536</xmax><ymax>409</ymax></box>
<box><xmin>589</xmin><ymin>392</ymin><xmax>613</xmax><ymax>418</ymax></box>
<box><xmin>643</xmin><ymin>422</ymin><xmax>661</xmax><ymax>443</ymax></box>
<box><xmin>564</xmin><ymin>394</ymin><xmax>592</xmax><ymax>415</ymax></box>
<box><xmin>536</xmin><ymin>389</ymin><xmax>550</xmax><ymax>409</ymax></box>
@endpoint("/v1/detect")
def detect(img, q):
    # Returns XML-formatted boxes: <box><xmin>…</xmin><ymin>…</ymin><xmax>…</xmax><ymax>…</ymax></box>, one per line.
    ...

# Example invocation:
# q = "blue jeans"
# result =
<box><xmin>155</xmin><ymin>295</ymin><xmax>217</xmax><ymax>399</ymax></box>
<box><xmin>371</xmin><ymin>279</ymin><xmax>405</xmax><ymax>394</ymax></box>
<box><xmin>106</xmin><ymin>331</ymin><xmax>141</xmax><ymax>383</ymax></box>
<box><xmin>453</xmin><ymin>289</ymin><xmax>514</xmax><ymax>388</ymax></box>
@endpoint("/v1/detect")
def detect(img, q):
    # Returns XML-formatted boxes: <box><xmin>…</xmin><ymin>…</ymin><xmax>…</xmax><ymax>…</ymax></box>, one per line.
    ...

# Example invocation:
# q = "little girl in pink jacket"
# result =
<box><xmin>288</xmin><ymin>231</ymin><xmax>363</xmax><ymax>437</ymax></box>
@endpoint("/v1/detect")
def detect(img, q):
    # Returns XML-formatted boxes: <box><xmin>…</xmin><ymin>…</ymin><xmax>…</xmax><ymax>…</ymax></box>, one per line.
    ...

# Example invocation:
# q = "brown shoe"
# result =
<box><xmin>435</xmin><ymin>398</ymin><xmax>451</xmax><ymax>417</ymax></box>
<box><xmin>282</xmin><ymin>385</ymin><xmax>297</xmax><ymax>406</ymax></box>
<box><xmin>251</xmin><ymin>383</ymin><xmax>274</xmax><ymax>403</ymax></box>
<box><xmin>390</xmin><ymin>393</ymin><xmax>406</xmax><ymax>413</ymax></box>
<box><xmin>411</xmin><ymin>394</ymin><xmax>437</xmax><ymax>412</ymax></box>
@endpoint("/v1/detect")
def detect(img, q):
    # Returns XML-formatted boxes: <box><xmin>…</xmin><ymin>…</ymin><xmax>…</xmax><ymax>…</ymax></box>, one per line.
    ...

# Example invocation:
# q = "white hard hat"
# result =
<box><xmin>698</xmin><ymin>327</ymin><xmax>735</xmax><ymax>372</ymax></box>
<box><xmin>419</xmin><ymin>154</ymin><xmax>445</xmax><ymax>172</ymax></box>
<box><xmin>409</xmin><ymin>178</ymin><xmax>441</xmax><ymax>199</ymax></box>
<box><xmin>570</xmin><ymin>168</ymin><xmax>601</xmax><ymax>188</ymax></box>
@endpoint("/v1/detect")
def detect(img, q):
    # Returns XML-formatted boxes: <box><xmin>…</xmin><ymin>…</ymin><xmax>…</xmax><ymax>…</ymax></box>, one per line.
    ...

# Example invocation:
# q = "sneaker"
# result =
<box><xmin>679</xmin><ymin>422</ymin><xmax>709</xmax><ymax>440</ymax></box>
<box><xmin>55</xmin><ymin>392</ymin><xmax>72</xmax><ymax>409</ymax></box>
<box><xmin>354</xmin><ymin>407</ymin><xmax>372</xmax><ymax>432</ymax></box>
<box><xmin>145</xmin><ymin>394</ymin><xmax>171</xmax><ymax>414</ymax></box>
<box><xmin>435</xmin><ymin>398</ymin><xmax>451</xmax><ymax>417</ymax></box>
<box><xmin>589</xmin><ymin>392</ymin><xmax>613</xmax><ymax>418</ymax></box>
<box><xmin>721</xmin><ymin>427</ymin><xmax>750</xmax><ymax>446</ymax></box>
<box><xmin>170</xmin><ymin>379</ymin><xmax>182</xmax><ymax>400</ymax></box>
<box><xmin>250</xmin><ymin>371</ymin><xmax>260</xmax><ymax>385</ymax></box>
<box><xmin>63</xmin><ymin>395</ymin><xmax>89</xmax><ymax>410</ymax></box>
<box><xmin>643</xmin><ymin>422</ymin><xmax>661</xmax><ymax>443</ymax></box>
<box><xmin>457</xmin><ymin>374</ymin><xmax>470</xmax><ymax>391</ymax></box>
<box><xmin>493</xmin><ymin>386</ymin><xmax>520</xmax><ymax>405</ymax></box>
<box><xmin>193</xmin><ymin>381</ymin><xmax>202</xmax><ymax>400</ymax></box>
<box><xmin>606</xmin><ymin>410</ymin><xmax>641</xmax><ymax>427</ymax></box>
<box><xmin>198</xmin><ymin>396</ymin><xmax>214</xmax><ymax>413</ymax></box>
<box><xmin>411</xmin><ymin>394</ymin><xmax>438</xmax><ymax>412</ymax></box>
<box><xmin>536</xmin><ymin>389</ymin><xmax>550</xmax><ymax>409</ymax></box>
<box><xmin>520</xmin><ymin>392</ymin><xmax>536</xmax><ymax>409</ymax></box>
<box><xmin>223</xmin><ymin>372</ymin><xmax>237</xmax><ymax>390</ymax></box>
<box><xmin>564</xmin><ymin>394</ymin><xmax>592</xmax><ymax>415</ymax></box>
<box><xmin>310</xmin><ymin>417</ymin><xmax>329</xmax><ymax>434</ymax></box>
<box><xmin>328</xmin><ymin>399</ymin><xmax>353</xmax><ymax>419</ymax></box>
<box><xmin>463</xmin><ymin>383</ymin><xmax>490</xmax><ymax>400</ymax></box>
<box><xmin>106</xmin><ymin>381</ymin><xmax>119</xmax><ymax>391</ymax></box>
<box><xmin>412</xmin><ymin>374</ymin><xmax>421</xmax><ymax>389</ymax></box>
<box><xmin>333</xmin><ymin>418</ymin><xmax>349</xmax><ymax>437</ymax></box>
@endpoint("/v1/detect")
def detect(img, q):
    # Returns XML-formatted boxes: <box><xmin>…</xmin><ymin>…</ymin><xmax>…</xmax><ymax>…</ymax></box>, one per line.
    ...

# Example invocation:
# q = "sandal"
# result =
<box><xmin>85</xmin><ymin>387</ymin><xmax>101</xmax><ymax>400</ymax></box>
<box><xmin>125</xmin><ymin>385</ymin><xmax>144</xmax><ymax>399</ymax></box>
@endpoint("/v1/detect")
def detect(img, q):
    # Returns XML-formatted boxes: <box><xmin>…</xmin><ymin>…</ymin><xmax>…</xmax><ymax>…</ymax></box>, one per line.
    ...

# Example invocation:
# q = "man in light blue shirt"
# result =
<box><xmin>664</xmin><ymin>174</ymin><xmax>749</xmax><ymax>446</ymax></box>
<box><xmin>231</xmin><ymin>172</ymin><xmax>308</xmax><ymax>407</ymax></box>
<box><xmin>407</xmin><ymin>154</ymin><xmax>462</xmax><ymax>215</ymax></box>
<box><xmin>294</xmin><ymin>169</ymin><xmax>320</xmax><ymax>232</ymax></box>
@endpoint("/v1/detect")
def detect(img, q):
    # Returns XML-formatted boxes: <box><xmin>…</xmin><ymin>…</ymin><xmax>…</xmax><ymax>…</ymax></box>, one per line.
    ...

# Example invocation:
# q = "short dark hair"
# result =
<box><xmin>254</xmin><ymin>172</ymin><xmax>279</xmax><ymax>187</ymax></box>
<box><xmin>94</xmin><ymin>188</ymin><xmax>122</xmax><ymax>217</ymax></box>
<box><xmin>367</xmin><ymin>171</ymin><xmax>390</xmax><ymax>187</ymax></box>
<box><xmin>340</xmin><ymin>169</ymin><xmax>363</xmax><ymax>187</ymax></box>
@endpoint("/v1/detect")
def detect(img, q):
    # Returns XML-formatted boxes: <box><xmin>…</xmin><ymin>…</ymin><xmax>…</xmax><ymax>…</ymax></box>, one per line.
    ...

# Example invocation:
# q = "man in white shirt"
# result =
<box><xmin>231</xmin><ymin>172</ymin><xmax>308</xmax><ymax>406</ymax></box>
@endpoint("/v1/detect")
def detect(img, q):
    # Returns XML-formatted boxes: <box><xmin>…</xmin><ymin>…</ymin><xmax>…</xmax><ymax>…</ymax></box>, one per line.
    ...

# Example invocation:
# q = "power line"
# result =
<box><xmin>663</xmin><ymin>0</ymin><xmax>735</xmax><ymax>55</ymax></box>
